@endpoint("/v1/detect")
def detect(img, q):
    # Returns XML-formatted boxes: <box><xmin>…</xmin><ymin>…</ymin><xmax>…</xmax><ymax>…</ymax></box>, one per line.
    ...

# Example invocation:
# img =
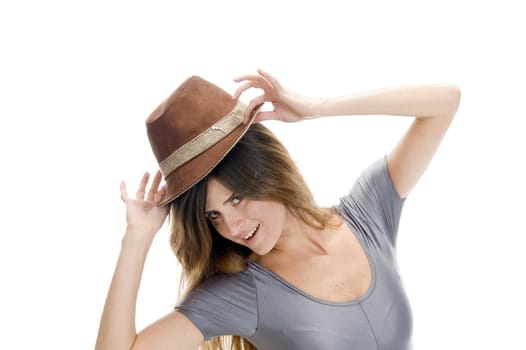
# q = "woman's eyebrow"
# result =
<box><xmin>205</xmin><ymin>193</ymin><xmax>235</xmax><ymax>212</ymax></box>
<box><xmin>222</xmin><ymin>193</ymin><xmax>236</xmax><ymax>205</ymax></box>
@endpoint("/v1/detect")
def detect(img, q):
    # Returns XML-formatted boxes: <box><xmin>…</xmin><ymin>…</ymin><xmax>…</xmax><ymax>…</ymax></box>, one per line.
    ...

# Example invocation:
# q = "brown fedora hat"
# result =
<box><xmin>146</xmin><ymin>76</ymin><xmax>256</xmax><ymax>206</ymax></box>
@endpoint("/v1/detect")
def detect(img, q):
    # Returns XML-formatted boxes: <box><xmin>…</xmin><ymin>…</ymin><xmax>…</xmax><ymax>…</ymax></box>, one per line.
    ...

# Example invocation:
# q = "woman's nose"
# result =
<box><xmin>223</xmin><ymin>213</ymin><xmax>245</xmax><ymax>238</ymax></box>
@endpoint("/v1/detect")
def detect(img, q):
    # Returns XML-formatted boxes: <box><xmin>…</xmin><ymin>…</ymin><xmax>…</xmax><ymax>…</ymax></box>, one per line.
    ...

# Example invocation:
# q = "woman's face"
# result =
<box><xmin>205</xmin><ymin>177</ymin><xmax>289</xmax><ymax>256</ymax></box>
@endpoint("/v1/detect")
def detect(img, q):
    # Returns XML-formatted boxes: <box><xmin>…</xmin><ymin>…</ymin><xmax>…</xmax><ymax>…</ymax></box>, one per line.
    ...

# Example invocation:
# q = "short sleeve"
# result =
<box><xmin>174</xmin><ymin>268</ymin><xmax>258</xmax><ymax>340</ymax></box>
<box><xmin>340</xmin><ymin>156</ymin><xmax>405</xmax><ymax>247</ymax></box>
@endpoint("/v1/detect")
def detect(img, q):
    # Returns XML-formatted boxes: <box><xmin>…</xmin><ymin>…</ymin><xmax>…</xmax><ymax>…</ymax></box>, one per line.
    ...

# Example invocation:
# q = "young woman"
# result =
<box><xmin>95</xmin><ymin>70</ymin><xmax>461</xmax><ymax>350</ymax></box>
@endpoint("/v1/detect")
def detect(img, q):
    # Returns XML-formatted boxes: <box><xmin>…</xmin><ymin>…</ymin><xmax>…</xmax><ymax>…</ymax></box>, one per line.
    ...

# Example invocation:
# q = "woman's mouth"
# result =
<box><xmin>243</xmin><ymin>224</ymin><xmax>260</xmax><ymax>240</ymax></box>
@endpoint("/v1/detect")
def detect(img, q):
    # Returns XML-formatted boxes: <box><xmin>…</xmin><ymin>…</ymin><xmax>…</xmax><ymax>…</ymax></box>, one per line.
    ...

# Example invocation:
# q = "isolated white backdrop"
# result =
<box><xmin>1</xmin><ymin>0</ymin><xmax>525</xmax><ymax>349</ymax></box>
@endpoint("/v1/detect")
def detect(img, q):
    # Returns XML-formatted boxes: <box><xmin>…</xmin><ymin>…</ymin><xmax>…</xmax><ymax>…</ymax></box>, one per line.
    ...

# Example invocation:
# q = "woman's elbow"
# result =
<box><xmin>443</xmin><ymin>84</ymin><xmax>461</xmax><ymax>117</ymax></box>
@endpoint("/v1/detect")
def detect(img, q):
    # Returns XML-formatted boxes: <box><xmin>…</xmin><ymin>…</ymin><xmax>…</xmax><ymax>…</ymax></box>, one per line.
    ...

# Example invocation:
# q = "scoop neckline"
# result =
<box><xmin>248</xmin><ymin>216</ymin><xmax>377</xmax><ymax>306</ymax></box>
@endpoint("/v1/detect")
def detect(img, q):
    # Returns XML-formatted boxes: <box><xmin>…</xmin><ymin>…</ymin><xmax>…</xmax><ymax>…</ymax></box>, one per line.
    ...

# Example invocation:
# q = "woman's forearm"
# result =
<box><xmin>95</xmin><ymin>234</ymin><xmax>152</xmax><ymax>350</ymax></box>
<box><xmin>309</xmin><ymin>84</ymin><xmax>461</xmax><ymax>120</ymax></box>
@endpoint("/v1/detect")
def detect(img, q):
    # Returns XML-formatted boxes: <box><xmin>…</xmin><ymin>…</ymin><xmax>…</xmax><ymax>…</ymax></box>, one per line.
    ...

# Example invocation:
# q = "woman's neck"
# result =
<box><xmin>252</xmin><ymin>212</ymin><xmax>344</xmax><ymax>265</ymax></box>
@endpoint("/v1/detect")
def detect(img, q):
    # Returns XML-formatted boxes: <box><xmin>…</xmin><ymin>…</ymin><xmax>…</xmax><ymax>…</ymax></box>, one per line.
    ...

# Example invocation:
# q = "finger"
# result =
<box><xmin>245</xmin><ymin>95</ymin><xmax>266</xmax><ymax>123</ymax></box>
<box><xmin>154</xmin><ymin>185</ymin><xmax>167</xmax><ymax>205</ymax></box>
<box><xmin>147</xmin><ymin>170</ymin><xmax>163</xmax><ymax>202</ymax></box>
<box><xmin>232</xmin><ymin>81</ymin><xmax>255</xmax><ymax>100</ymax></box>
<box><xmin>248</xmin><ymin>102</ymin><xmax>264</xmax><ymax>123</ymax></box>
<box><xmin>233</xmin><ymin>73</ymin><xmax>273</xmax><ymax>90</ymax></box>
<box><xmin>253</xmin><ymin>70</ymin><xmax>275</xmax><ymax>89</ymax></box>
<box><xmin>254</xmin><ymin>110</ymin><xmax>278</xmax><ymax>123</ymax></box>
<box><xmin>234</xmin><ymin>78</ymin><xmax>271</xmax><ymax>97</ymax></box>
<box><xmin>136</xmin><ymin>172</ymin><xmax>150</xmax><ymax>200</ymax></box>
<box><xmin>233</xmin><ymin>74</ymin><xmax>263</xmax><ymax>83</ymax></box>
<box><xmin>257</xmin><ymin>69</ymin><xmax>279</xmax><ymax>86</ymax></box>
<box><xmin>120</xmin><ymin>180</ymin><xmax>129</xmax><ymax>202</ymax></box>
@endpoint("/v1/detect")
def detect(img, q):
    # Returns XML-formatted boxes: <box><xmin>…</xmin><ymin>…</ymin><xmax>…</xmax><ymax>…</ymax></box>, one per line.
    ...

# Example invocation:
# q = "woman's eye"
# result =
<box><xmin>206</xmin><ymin>211</ymin><xmax>220</xmax><ymax>220</ymax></box>
<box><xmin>231</xmin><ymin>194</ymin><xmax>241</xmax><ymax>205</ymax></box>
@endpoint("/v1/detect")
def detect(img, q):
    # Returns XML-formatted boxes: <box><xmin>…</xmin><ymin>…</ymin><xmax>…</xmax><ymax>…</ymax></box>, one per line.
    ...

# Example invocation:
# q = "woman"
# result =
<box><xmin>95</xmin><ymin>70</ymin><xmax>461</xmax><ymax>349</ymax></box>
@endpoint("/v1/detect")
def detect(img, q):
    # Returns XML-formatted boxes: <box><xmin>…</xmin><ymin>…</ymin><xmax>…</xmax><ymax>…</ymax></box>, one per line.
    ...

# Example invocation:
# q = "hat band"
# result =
<box><xmin>159</xmin><ymin>102</ymin><xmax>246</xmax><ymax>177</ymax></box>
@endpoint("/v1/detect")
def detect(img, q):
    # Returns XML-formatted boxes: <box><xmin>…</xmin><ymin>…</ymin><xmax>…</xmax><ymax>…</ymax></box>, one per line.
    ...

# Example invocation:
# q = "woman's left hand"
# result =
<box><xmin>233</xmin><ymin>69</ymin><xmax>316</xmax><ymax>123</ymax></box>
<box><xmin>120</xmin><ymin>170</ymin><xmax>169</xmax><ymax>246</ymax></box>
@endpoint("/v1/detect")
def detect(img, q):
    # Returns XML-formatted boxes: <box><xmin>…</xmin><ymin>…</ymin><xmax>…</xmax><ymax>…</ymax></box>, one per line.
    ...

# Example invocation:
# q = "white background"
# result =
<box><xmin>1</xmin><ymin>0</ymin><xmax>525</xmax><ymax>349</ymax></box>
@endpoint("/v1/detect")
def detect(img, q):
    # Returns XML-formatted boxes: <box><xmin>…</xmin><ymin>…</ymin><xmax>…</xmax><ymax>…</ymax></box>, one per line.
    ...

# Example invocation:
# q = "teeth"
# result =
<box><xmin>244</xmin><ymin>225</ymin><xmax>259</xmax><ymax>240</ymax></box>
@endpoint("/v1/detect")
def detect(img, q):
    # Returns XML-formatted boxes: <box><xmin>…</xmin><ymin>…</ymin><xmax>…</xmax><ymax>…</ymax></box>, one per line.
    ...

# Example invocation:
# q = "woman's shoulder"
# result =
<box><xmin>340</xmin><ymin>156</ymin><xmax>403</xmax><ymax>207</ymax></box>
<box><xmin>175</xmin><ymin>266</ymin><xmax>259</xmax><ymax>340</ymax></box>
<box><xmin>337</xmin><ymin>156</ymin><xmax>405</xmax><ymax>247</ymax></box>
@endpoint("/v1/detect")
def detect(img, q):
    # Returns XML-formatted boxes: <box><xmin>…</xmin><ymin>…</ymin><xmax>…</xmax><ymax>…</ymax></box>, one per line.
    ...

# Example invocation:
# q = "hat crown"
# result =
<box><xmin>146</xmin><ymin>76</ymin><xmax>237</xmax><ymax>164</ymax></box>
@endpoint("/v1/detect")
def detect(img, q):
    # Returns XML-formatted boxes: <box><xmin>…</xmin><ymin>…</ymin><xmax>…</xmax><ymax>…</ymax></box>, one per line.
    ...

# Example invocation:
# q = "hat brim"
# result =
<box><xmin>159</xmin><ymin>113</ymin><xmax>256</xmax><ymax>206</ymax></box>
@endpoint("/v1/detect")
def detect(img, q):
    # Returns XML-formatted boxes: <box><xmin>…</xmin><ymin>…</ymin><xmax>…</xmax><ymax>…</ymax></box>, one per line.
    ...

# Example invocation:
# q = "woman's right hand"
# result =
<box><xmin>120</xmin><ymin>170</ymin><xmax>169</xmax><ymax>246</ymax></box>
<box><xmin>233</xmin><ymin>69</ymin><xmax>319</xmax><ymax>124</ymax></box>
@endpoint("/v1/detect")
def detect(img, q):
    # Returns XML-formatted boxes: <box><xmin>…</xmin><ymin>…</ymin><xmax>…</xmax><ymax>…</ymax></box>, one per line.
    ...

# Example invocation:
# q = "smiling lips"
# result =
<box><xmin>243</xmin><ymin>224</ymin><xmax>260</xmax><ymax>240</ymax></box>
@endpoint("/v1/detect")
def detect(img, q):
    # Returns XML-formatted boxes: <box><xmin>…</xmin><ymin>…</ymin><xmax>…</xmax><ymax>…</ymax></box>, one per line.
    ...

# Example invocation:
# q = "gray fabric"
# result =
<box><xmin>175</xmin><ymin>156</ymin><xmax>413</xmax><ymax>349</ymax></box>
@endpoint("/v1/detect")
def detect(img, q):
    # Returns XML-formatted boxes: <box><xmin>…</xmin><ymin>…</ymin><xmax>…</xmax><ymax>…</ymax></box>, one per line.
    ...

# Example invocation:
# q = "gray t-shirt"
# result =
<box><xmin>175</xmin><ymin>156</ymin><xmax>413</xmax><ymax>349</ymax></box>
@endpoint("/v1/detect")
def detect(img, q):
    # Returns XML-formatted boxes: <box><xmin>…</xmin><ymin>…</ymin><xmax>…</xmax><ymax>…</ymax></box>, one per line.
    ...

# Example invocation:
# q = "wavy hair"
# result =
<box><xmin>170</xmin><ymin>123</ymin><xmax>337</xmax><ymax>349</ymax></box>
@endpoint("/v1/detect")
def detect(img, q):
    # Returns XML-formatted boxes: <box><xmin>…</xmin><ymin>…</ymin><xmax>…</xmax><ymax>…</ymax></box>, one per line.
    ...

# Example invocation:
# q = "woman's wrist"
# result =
<box><xmin>297</xmin><ymin>96</ymin><xmax>334</xmax><ymax>120</ymax></box>
<box><xmin>121</xmin><ymin>227</ymin><xmax>155</xmax><ymax>252</ymax></box>
<box><xmin>305</xmin><ymin>97</ymin><xmax>330</xmax><ymax>119</ymax></box>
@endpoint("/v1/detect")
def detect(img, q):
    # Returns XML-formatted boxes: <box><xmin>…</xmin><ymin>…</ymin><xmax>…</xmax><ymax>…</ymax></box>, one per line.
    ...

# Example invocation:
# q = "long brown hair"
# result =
<box><xmin>170</xmin><ymin>123</ymin><xmax>337</xmax><ymax>350</ymax></box>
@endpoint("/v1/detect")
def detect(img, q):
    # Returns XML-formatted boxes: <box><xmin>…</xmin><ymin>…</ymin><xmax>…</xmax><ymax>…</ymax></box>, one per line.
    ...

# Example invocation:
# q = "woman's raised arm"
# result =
<box><xmin>95</xmin><ymin>171</ymin><xmax>204</xmax><ymax>350</ymax></box>
<box><xmin>234</xmin><ymin>70</ymin><xmax>461</xmax><ymax>198</ymax></box>
<box><xmin>318</xmin><ymin>83</ymin><xmax>461</xmax><ymax>198</ymax></box>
